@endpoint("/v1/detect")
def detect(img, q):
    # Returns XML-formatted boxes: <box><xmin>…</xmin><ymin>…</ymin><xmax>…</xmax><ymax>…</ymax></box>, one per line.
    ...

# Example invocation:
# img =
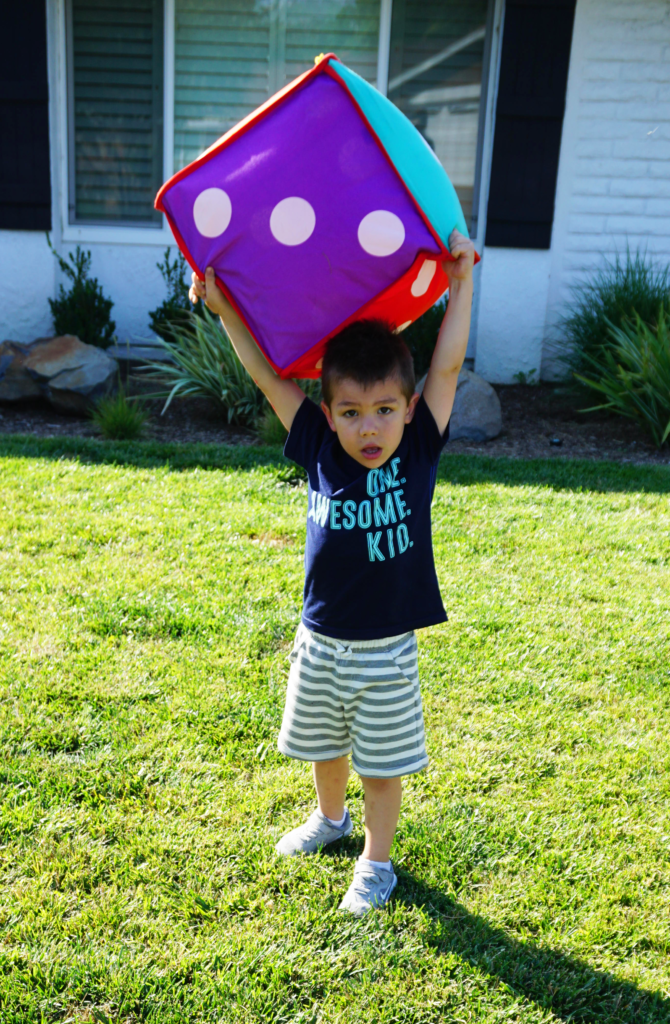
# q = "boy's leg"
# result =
<box><xmin>338</xmin><ymin>773</ymin><xmax>401</xmax><ymax>916</ymax></box>
<box><xmin>275</xmin><ymin>755</ymin><xmax>352</xmax><ymax>857</ymax></box>
<box><xmin>313</xmin><ymin>755</ymin><xmax>349</xmax><ymax>820</ymax></box>
<box><xmin>360</xmin><ymin>775</ymin><xmax>402</xmax><ymax>863</ymax></box>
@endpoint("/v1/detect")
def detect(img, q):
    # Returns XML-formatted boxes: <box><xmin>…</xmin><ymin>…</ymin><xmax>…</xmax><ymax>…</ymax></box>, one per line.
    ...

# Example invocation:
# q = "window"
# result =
<box><xmin>387</xmin><ymin>0</ymin><xmax>491</xmax><ymax>233</ymax></box>
<box><xmin>67</xmin><ymin>0</ymin><xmax>164</xmax><ymax>224</ymax></box>
<box><xmin>174</xmin><ymin>0</ymin><xmax>381</xmax><ymax>171</ymax></box>
<box><xmin>63</xmin><ymin>0</ymin><xmax>495</xmax><ymax>235</ymax></box>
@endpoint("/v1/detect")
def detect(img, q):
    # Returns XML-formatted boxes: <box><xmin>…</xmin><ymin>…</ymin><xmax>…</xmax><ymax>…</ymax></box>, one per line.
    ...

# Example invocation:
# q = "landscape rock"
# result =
<box><xmin>0</xmin><ymin>340</ymin><xmax>44</xmax><ymax>400</ymax></box>
<box><xmin>417</xmin><ymin>368</ymin><xmax>502</xmax><ymax>441</ymax></box>
<box><xmin>0</xmin><ymin>335</ymin><xmax>118</xmax><ymax>414</ymax></box>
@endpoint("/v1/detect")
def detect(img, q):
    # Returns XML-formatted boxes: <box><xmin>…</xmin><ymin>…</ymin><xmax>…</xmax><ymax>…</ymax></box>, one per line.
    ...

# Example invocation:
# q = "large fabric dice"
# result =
<box><xmin>155</xmin><ymin>53</ymin><xmax>471</xmax><ymax>379</ymax></box>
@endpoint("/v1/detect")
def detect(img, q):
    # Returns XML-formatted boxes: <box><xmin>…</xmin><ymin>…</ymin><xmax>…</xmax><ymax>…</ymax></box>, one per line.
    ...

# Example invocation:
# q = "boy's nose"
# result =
<box><xmin>359</xmin><ymin>418</ymin><xmax>377</xmax><ymax>436</ymax></box>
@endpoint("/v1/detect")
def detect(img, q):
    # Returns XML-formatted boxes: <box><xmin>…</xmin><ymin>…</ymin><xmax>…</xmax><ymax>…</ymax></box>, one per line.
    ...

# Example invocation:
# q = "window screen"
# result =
<box><xmin>68</xmin><ymin>0</ymin><xmax>164</xmax><ymax>224</ymax></box>
<box><xmin>388</xmin><ymin>0</ymin><xmax>490</xmax><ymax>233</ymax></box>
<box><xmin>174</xmin><ymin>0</ymin><xmax>381</xmax><ymax>171</ymax></box>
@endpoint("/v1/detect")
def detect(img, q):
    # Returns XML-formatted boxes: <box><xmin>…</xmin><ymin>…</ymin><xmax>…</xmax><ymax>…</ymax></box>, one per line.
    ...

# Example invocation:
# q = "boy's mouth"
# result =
<box><xmin>360</xmin><ymin>444</ymin><xmax>383</xmax><ymax>460</ymax></box>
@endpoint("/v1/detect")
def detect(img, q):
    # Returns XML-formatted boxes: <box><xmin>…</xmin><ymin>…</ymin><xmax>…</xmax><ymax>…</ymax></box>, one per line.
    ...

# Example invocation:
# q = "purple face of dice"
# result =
<box><xmin>160</xmin><ymin>74</ymin><xmax>438</xmax><ymax>371</ymax></box>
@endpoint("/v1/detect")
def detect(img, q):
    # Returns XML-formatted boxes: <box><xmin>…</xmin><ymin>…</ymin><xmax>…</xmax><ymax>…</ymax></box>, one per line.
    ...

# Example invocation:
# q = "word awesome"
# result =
<box><xmin>307</xmin><ymin>458</ymin><xmax>413</xmax><ymax>562</ymax></box>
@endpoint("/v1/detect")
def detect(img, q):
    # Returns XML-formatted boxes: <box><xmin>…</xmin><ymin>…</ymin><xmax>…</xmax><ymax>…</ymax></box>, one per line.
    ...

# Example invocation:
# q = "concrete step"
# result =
<box><xmin>107</xmin><ymin>340</ymin><xmax>175</xmax><ymax>364</ymax></box>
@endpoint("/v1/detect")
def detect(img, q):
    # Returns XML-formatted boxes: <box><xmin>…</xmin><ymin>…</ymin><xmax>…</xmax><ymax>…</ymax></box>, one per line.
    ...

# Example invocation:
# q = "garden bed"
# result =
<box><xmin>1</xmin><ymin>381</ymin><xmax>668</xmax><ymax>465</ymax></box>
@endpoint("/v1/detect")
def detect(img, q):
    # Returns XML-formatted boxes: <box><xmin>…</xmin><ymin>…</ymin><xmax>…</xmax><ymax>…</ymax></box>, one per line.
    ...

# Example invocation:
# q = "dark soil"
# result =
<box><xmin>447</xmin><ymin>384</ymin><xmax>670</xmax><ymax>467</ymax></box>
<box><xmin>0</xmin><ymin>379</ymin><xmax>668</xmax><ymax>467</ymax></box>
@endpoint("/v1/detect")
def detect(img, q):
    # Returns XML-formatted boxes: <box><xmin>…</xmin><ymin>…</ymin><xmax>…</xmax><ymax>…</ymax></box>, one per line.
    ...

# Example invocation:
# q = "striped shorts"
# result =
<box><xmin>277</xmin><ymin>623</ymin><xmax>428</xmax><ymax>778</ymax></box>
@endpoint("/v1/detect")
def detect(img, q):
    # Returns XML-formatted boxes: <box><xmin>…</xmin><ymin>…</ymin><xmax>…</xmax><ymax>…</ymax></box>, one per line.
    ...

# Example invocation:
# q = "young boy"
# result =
<box><xmin>190</xmin><ymin>229</ymin><xmax>475</xmax><ymax>915</ymax></box>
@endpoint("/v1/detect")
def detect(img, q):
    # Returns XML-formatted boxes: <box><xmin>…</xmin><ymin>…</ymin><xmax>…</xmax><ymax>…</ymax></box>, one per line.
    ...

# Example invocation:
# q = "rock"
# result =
<box><xmin>26</xmin><ymin>335</ymin><xmax>119</xmax><ymax>414</ymax></box>
<box><xmin>0</xmin><ymin>335</ymin><xmax>118</xmax><ymax>414</ymax></box>
<box><xmin>417</xmin><ymin>368</ymin><xmax>502</xmax><ymax>441</ymax></box>
<box><xmin>0</xmin><ymin>340</ymin><xmax>43</xmax><ymax>400</ymax></box>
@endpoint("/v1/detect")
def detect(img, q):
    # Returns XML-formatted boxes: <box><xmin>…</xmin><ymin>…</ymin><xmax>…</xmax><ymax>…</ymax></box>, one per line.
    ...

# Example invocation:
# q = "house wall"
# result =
<box><xmin>0</xmin><ymin>231</ymin><xmax>55</xmax><ymax>343</ymax></box>
<box><xmin>475</xmin><ymin>0</ymin><xmax>670</xmax><ymax>383</ymax></box>
<box><xmin>0</xmin><ymin>233</ymin><xmax>177</xmax><ymax>346</ymax></box>
<box><xmin>6</xmin><ymin>0</ymin><xmax>670</xmax><ymax>370</ymax></box>
<box><xmin>55</xmin><ymin>242</ymin><xmax>179</xmax><ymax>345</ymax></box>
<box><xmin>475</xmin><ymin>248</ymin><xmax>551</xmax><ymax>383</ymax></box>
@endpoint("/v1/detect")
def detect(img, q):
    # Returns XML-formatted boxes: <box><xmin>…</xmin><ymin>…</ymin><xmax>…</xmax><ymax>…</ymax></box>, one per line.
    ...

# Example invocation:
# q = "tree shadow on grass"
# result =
<box><xmin>393</xmin><ymin>872</ymin><xmax>669</xmax><ymax>1023</ymax></box>
<box><xmin>0</xmin><ymin>434</ymin><xmax>668</xmax><ymax>494</ymax></box>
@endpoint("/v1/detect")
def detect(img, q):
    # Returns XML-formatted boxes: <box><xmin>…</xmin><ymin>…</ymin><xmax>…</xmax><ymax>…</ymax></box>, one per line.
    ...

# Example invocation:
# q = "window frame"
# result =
<box><xmin>54</xmin><ymin>0</ymin><xmax>175</xmax><ymax>244</ymax></box>
<box><xmin>51</xmin><ymin>0</ymin><xmax>502</xmax><ymax>248</ymax></box>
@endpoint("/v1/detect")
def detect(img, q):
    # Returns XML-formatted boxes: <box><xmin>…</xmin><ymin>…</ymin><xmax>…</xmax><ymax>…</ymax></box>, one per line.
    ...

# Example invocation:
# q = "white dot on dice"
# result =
<box><xmin>411</xmin><ymin>259</ymin><xmax>437</xmax><ymax>297</ymax></box>
<box><xmin>358</xmin><ymin>210</ymin><xmax>405</xmax><ymax>257</ymax></box>
<box><xmin>193</xmin><ymin>187</ymin><xmax>232</xmax><ymax>238</ymax></box>
<box><xmin>270</xmin><ymin>197</ymin><xmax>316</xmax><ymax>246</ymax></box>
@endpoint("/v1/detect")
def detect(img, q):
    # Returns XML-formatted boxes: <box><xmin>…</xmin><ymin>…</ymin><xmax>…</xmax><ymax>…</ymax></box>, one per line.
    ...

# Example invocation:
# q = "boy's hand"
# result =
<box><xmin>442</xmin><ymin>229</ymin><xmax>476</xmax><ymax>283</ymax></box>
<box><xmin>189</xmin><ymin>267</ymin><xmax>230</xmax><ymax>318</ymax></box>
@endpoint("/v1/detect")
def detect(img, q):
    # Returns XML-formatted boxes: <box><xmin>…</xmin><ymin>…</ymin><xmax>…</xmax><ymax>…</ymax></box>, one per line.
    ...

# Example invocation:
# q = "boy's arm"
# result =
<box><xmin>190</xmin><ymin>267</ymin><xmax>305</xmax><ymax>430</ymax></box>
<box><xmin>422</xmin><ymin>230</ymin><xmax>476</xmax><ymax>435</ymax></box>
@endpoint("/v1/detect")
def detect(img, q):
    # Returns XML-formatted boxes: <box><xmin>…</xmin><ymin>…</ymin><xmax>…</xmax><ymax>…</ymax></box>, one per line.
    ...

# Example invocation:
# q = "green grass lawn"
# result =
<box><xmin>1</xmin><ymin>435</ymin><xmax>669</xmax><ymax>1024</ymax></box>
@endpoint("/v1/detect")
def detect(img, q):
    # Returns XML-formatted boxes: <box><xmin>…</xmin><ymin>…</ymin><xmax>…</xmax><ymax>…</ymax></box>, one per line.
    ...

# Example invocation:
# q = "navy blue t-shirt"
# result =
<box><xmin>284</xmin><ymin>394</ymin><xmax>449</xmax><ymax>640</ymax></box>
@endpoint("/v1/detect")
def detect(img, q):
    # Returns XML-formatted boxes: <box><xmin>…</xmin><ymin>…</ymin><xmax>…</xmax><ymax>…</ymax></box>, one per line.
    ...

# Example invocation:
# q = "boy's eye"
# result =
<box><xmin>378</xmin><ymin>406</ymin><xmax>394</xmax><ymax>415</ymax></box>
<box><xmin>342</xmin><ymin>409</ymin><xmax>358</xmax><ymax>418</ymax></box>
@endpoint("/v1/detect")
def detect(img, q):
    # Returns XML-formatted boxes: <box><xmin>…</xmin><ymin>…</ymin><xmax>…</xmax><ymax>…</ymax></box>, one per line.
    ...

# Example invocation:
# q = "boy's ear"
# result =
<box><xmin>320</xmin><ymin>400</ymin><xmax>337</xmax><ymax>432</ymax></box>
<box><xmin>404</xmin><ymin>392</ymin><xmax>420</xmax><ymax>424</ymax></box>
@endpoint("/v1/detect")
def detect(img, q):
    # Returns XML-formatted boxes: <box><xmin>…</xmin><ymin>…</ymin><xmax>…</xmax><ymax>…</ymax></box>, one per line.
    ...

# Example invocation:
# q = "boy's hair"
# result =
<box><xmin>321</xmin><ymin>319</ymin><xmax>416</xmax><ymax>406</ymax></box>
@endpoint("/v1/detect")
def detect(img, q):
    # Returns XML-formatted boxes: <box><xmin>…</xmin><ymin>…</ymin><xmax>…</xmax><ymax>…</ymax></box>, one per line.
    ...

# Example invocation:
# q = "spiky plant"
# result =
<box><xmin>558</xmin><ymin>249</ymin><xmax>670</xmax><ymax>380</ymax></box>
<box><xmin>576</xmin><ymin>305</ymin><xmax>670</xmax><ymax>447</ymax></box>
<box><xmin>91</xmin><ymin>386</ymin><xmax>148</xmax><ymax>440</ymax></box>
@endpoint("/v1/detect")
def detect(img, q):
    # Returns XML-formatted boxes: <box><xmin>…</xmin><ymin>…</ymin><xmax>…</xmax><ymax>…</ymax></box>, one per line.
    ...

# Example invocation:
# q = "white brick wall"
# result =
<box><xmin>542</xmin><ymin>0</ymin><xmax>670</xmax><ymax>377</ymax></box>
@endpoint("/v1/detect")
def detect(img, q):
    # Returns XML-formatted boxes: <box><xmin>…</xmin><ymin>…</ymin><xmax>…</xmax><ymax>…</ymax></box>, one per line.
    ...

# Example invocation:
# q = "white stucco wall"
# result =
<box><xmin>0</xmin><ymin>231</ymin><xmax>55</xmax><ymax>343</ymax></box>
<box><xmin>62</xmin><ymin>242</ymin><xmax>182</xmax><ymax>344</ymax></box>
<box><xmin>474</xmin><ymin>248</ymin><xmax>551</xmax><ymax>383</ymax></box>
<box><xmin>0</xmin><ymin>232</ymin><xmax>182</xmax><ymax>347</ymax></box>
<box><xmin>475</xmin><ymin>0</ymin><xmax>670</xmax><ymax>383</ymax></box>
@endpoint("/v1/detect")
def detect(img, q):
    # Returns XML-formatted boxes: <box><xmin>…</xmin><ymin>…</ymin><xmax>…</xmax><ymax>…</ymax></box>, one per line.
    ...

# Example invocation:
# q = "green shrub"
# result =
<box><xmin>559</xmin><ymin>249</ymin><xmax>670</xmax><ymax>379</ymax></box>
<box><xmin>576</xmin><ymin>305</ymin><xmax>670</xmax><ymax>448</ymax></box>
<box><xmin>139</xmin><ymin>308</ymin><xmax>265</xmax><ymax>424</ymax></box>
<box><xmin>257</xmin><ymin>408</ymin><xmax>288</xmax><ymax>445</ymax></box>
<box><xmin>148</xmin><ymin>249</ymin><xmax>204</xmax><ymax>342</ymax></box>
<box><xmin>402</xmin><ymin>296</ymin><xmax>448</xmax><ymax>379</ymax></box>
<box><xmin>91</xmin><ymin>386</ymin><xmax>149</xmax><ymax>440</ymax></box>
<box><xmin>254</xmin><ymin>379</ymin><xmax>321</xmax><ymax>443</ymax></box>
<box><xmin>47</xmin><ymin>235</ymin><xmax>116</xmax><ymax>348</ymax></box>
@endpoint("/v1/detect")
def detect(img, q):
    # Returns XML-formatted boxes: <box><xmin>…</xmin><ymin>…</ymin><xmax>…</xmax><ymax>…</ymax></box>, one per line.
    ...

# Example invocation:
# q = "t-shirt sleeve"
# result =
<box><xmin>410</xmin><ymin>394</ymin><xmax>450</xmax><ymax>464</ymax></box>
<box><xmin>283</xmin><ymin>396</ymin><xmax>329</xmax><ymax>470</ymax></box>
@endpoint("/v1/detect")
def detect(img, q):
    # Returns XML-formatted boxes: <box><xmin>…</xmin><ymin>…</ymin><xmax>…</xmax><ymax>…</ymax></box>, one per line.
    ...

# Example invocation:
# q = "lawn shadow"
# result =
<box><xmin>0</xmin><ymin>433</ymin><xmax>291</xmax><ymax>474</ymax></box>
<box><xmin>394</xmin><ymin>872</ymin><xmax>669</xmax><ymax>1023</ymax></box>
<box><xmin>0</xmin><ymin>433</ymin><xmax>668</xmax><ymax>494</ymax></box>
<box><xmin>438</xmin><ymin>452</ymin><xmax>670</xmax><ymax>496</ymax></box>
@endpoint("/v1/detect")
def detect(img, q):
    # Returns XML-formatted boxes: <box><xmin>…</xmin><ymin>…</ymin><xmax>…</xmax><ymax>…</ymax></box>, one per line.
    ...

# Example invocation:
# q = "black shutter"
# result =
<box><xmin>486</xmin><ymin>0</ymin><xmax>575</xmax><ymax>248</ymax></box>
<box><xmin>0</xmin><ymin>0</ymin><xmax>51</xmax><ymax>230</ymax></box>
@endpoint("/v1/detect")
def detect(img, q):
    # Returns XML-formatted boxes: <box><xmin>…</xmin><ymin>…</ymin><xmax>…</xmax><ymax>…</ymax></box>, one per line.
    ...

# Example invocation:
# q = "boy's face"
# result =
<box><xmin>321</xmin><ymin>375</ymin><xmax>419</xmax><ymax>469</ymax></box>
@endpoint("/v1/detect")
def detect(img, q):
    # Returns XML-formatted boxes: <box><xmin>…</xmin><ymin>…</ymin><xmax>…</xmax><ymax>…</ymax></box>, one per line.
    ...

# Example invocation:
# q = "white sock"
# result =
<box><xmin>324</xmin><ymin>808</ymin><xmax>347</xmax><ymax>828</ymax></box>
<box><xmin>359</xmin><ymin>856</ymin><xmax>392</xmax><ymax>871</ymax></box>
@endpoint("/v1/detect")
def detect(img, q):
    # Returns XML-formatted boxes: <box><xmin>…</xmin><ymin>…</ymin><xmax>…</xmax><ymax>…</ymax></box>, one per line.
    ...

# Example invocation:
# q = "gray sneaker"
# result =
<box><xmin>275</xmin><ymin>808</ymin><xmax>353</xmax><ymax>856</ymax></box>
<box><xmin>339</xmin><ymin>859</ymin><xmax>397</xmax><ymax>917</ymax></box>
